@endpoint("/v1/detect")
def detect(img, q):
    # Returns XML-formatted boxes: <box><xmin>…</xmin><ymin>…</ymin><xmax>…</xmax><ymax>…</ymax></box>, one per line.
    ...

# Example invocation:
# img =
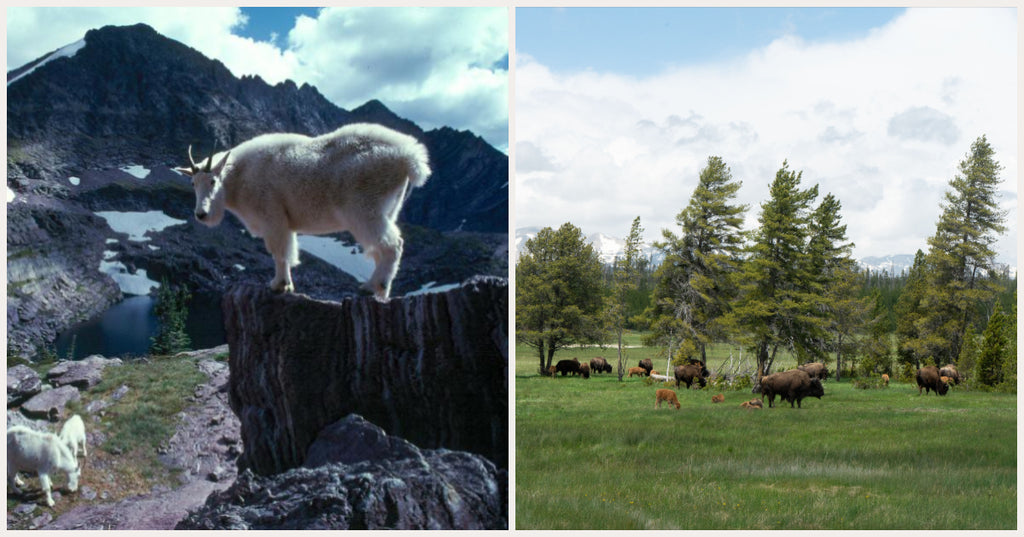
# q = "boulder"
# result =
<box><xmin>7</xmin><ymin>364</ymin><xmax>42</xmax><ymax>407</ymax></box>
<box><xmin>46</xmin><ymin>355</ymin><xmax>122</xmax><ymax>390</ymax></box>
<box><xmin>21</xmin><ymin>385</ymin><xmax>81</xmax><ymax>421</ymax></box>
<box><xmin>222</xmin><ymin>276</ymin><xmax>507</xmax><ymax>475</ymax></box>
<box><xmin>176</xmin><ymin>414</ymin><xmax>507</xmax><ymax>530</ymax></box>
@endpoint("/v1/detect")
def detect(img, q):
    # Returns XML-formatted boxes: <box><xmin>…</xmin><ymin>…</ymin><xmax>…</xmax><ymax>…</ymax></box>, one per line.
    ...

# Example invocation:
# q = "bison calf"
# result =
<box><xmin>740</xmin><ymin>399</ymin><xmax>764</xmax><ymax>410</ymax></box>
<box><xmin>881</xmin><ymin>373</ymin><xmax>890</xmax><ymax>385</ymax></box>
<box><xmin>655</xmin><ymin>389</ymin><xmax>681</xmax><ymax>410</ymax></box>
<box><xmin>628</xmin><ymin>366</ymin><xmax>646</xmax><ymax>378</ymax></box>
<box><xmin>711</xmin><ymin>394</ymin><xmax>724</xmax><ymax>404</ymax></box>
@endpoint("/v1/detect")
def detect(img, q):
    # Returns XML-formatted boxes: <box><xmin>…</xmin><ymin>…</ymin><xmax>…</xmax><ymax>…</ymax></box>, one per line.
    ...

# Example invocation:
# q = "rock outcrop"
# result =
<box><xmin>222</xmin><ymin>276</ymin><xmax>507</xmax><ymax>476</ymax></box>
<box><xmin>176</xmin><ymin>414</ymin><xmax>507</xmax><ymax>530</ymax></box>
<box><xmin>7</xmin><ymin>365</ymin><xmax>43</xmax><ymax>407</ymax></box>
<box><xmin>46</xmin><ymin>355</ymin><xmax>122</xmax><ymax>389</ymax></box>
<box><xmin>21</xmin><ymin>385</ymin><xmax>81</xmax><ymax>421</ymax></box>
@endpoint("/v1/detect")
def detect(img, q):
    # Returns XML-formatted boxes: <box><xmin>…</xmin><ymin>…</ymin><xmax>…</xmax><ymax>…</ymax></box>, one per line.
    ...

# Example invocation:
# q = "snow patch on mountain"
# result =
<box><xmin>7</xmin><ymin>39</ymin><xmax>85</xmax><ymax>87</ymax></box>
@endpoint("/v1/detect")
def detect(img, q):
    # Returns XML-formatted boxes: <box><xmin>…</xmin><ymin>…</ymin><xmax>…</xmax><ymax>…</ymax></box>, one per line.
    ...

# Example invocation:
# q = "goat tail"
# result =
<box><xmin>405</xmin><ymin>141</ymin><xmax>431</xmax><ymax>188</ymax></box>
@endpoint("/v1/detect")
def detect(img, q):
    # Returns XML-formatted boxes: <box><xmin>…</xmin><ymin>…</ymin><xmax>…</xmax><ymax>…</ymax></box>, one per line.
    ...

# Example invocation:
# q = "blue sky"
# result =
<box><xmin>233</xmin><ymin>7</ymin><xmax>322</xmax><ymax>45</ymax></box>
<box><xmin>515</xmin><ymin>7</ymin><xmax>1017</xmax><ymax>267</ymax></box>
<box><xmin>517</xmin><ymin>7</ymin><xmax>906</xmax><ymax>76</ymax></box>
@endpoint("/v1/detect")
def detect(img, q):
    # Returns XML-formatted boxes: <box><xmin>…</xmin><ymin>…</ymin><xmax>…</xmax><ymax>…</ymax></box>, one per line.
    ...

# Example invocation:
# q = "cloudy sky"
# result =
<box><xmin>516</xmin><ymin>7</ymin><xmax>1017</xmax><ymax>268</ymax></box>
<box><xmin>6</xmin><ymin>6</ymin><xmax>509</xmax><ymax>151</ymax></box>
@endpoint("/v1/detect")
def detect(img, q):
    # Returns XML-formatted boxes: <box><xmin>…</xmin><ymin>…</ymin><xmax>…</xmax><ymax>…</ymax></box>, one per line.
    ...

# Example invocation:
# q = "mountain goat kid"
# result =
<box><xmin>59</xmin><ymin>414</ymin><xmax>87</xmax><ymax>458</ymax></box>
<box><xmin>8</xmin><ymin>426</ymin><xmax>80</xmax><ymax>507</ymax></box>
<box><xmin>177</xmin><ymin>123</ymin><xmax>431</xmax><ymax>300</ymax></box>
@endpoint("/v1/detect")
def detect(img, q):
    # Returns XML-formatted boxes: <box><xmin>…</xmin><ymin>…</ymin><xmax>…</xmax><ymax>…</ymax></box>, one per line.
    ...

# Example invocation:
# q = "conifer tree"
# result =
<box><xmin>729</xmin><ymin>161</ymin><xmax>819</xmax><ymax>382</ymax></box>
<box><xmin>895</xmin><ymin>250</ymin><xmax>930</xmax><ymax>368</ymax></box>
<box><xmin>920</xmin><ymin>135</ymin><xmax>1008</xmax><ymax>363</ymax></box>
<box><xmin>150</xmin><ymin>279</ymin><xmax>192</xmax><ymax>356</ymax></box>
<box><xmin>516</xmin><ymin>223</ymin><xmax>605</xmax><ymax>374</ymax></box>
<box><xmin>650</xmin><ymin>156</ymin><xmax>747</xmax><ymax>367</ymax></box>
<box><xmin>976</xmin><ymin>301</ymin><xmax>1009</xmax><ymax>386</ymax></box>
<box><xmin>608</xmin><ymin>216</ymin><xmax>645</xmax><ymax>380</ymax></box>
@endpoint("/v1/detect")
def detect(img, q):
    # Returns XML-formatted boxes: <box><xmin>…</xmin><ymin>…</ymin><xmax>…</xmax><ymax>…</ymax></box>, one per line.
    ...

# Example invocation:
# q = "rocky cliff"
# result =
<box><xmin>221</xmin><ymin>276</ymin><xmax>508</xmax><ymax>475</ymax></box>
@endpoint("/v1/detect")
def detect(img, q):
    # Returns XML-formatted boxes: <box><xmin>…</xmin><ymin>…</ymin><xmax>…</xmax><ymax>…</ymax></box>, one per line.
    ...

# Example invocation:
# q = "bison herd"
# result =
<box><xmin>547</xmin><ymin>357</ymin><xmax>965</xmax><ymax>410</ymax></box>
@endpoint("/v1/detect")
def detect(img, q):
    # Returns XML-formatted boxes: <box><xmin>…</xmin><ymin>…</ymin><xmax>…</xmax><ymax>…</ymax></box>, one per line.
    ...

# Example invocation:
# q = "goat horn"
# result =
<box><xmin>187</xmin><ymin>145</ymin><xmax>199</xmax><ymax>174</ymax></box>
<box><xmin>203</xmin><ymin>140</ymin><xmax>218</xmax><ymax>173</ymax></box>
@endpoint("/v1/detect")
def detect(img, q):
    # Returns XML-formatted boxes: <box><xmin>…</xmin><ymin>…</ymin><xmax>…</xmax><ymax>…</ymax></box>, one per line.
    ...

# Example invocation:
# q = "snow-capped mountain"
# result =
<box><xmin>856</xmin><ymin>254</ymin><xmax>917</xmax><ymax>276</ymax></box>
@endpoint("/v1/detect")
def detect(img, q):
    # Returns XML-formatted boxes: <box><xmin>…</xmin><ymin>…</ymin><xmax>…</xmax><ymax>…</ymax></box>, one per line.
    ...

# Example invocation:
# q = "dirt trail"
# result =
<box><xmin>36</xmin><ymin>347</ymin><xmax>241</xmax><ymax>530</ymax></box>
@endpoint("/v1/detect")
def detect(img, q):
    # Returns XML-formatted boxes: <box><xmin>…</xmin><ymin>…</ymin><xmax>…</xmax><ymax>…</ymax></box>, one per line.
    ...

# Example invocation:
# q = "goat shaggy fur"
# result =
<box><xmin>59</xmin><ymin>414</ymin><xmax>87</xmax><ymax>458</ymax></box>
<box><xmin>178</xmin><ymin>123</ymin><xmax>430</xmax><ymax>300</ymax></box>
<box><xmin>8</xmin><ymin>426</ymin><xmax>80</xmax><ymax>507</ymax></box>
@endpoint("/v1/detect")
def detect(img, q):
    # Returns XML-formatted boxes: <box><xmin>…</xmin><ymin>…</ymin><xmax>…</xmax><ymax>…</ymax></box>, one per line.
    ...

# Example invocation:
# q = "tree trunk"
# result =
<box><xmin>616</xmin><ymin>328</ymin><xmax>624</xmax><ymax>381</ymax></box>
<box><xmin>538</xmin><ymin>340</ymin><xmax>547</xmax><ymax>375</ymax></box>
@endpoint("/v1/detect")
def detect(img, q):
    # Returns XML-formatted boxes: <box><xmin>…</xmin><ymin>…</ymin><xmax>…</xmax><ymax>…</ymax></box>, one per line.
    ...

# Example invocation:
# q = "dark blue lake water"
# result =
<box><xmin>54</xmin><ymin>293</ymin><xmax>225</xmax><ymax>360</ymax></box>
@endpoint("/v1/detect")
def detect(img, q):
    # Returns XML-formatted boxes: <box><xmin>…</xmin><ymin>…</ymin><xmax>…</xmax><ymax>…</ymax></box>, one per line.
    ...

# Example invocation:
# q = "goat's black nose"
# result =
<box><xmin>195</xmin><ymin>210</ymin><xmax>207</xmax><ymax>220</ymax></box>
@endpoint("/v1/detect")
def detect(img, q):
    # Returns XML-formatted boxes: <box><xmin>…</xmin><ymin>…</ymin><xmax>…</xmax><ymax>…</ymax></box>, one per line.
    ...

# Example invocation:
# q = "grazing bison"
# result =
<box><xmin>627</xmin><ymin>366</ymin><xmax>647</xmax><ymax>378</ymax></box>
<box><xmin>674</xmin><ymin>362</ymin><xmax>709</xmax><ymax>389</ymax></box>
<box><xmin>759</xmin><ymin>369</ymin><xmax>825</xmax><ymax>408</ymax></box>
<box><xmin>938</xmin><ymin>364</ymin><xmax>961</xmax><ymax>385</ymax></box>
<box><xmin>555</xmin><ymin>358</ymin><xmax>581</xmax><ymax>377</ymax></box>
<box><xmin>711</xmin><ymin>393</ymin><xmax>724</xmax><ymax>403</ymax></box>
<box><xmin>578</xmin><ymin>363</ymin><xmax>591</xmax><ymax>379</ymax></box>
<box><xmin>797</xmin><ymin>362</ymin><xmax>829</xmax><ymax>381</ymax></box>
<box><xmin>547</xmin><ymin>366</ymin><xmax>558</xmax><ymax>378</ymax></box>
<box><xmin>740</xmin><ymin>399</ymin><xmax>764</xmax><ymax>409</ymax></box>
<box><xmin>881</xmin><ymin>373</ymin><xmax>890</xmax><ymax>385</ymax></box>
<box><xmin>589</xmin><ymin>357</ymin><xmax>612</xmax><ymax>374</ymax></box>
<box><xmin>655</xmin><ymin>389</ymin><xmax>681</xmax><ymax>409</ymax></box>
<box><xmin>916</xmin><ymin>366</ymin><xmax>949</xmax><ymax>396</ymax></box>
<box><xmin>638</xmin><ymin>359</ymin><xmax>653</xmax><ymax>376</ymax></box>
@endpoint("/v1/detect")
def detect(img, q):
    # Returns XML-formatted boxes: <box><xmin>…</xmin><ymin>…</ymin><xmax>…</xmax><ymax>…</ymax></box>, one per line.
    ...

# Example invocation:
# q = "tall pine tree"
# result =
<box><xmin>608</xmin><ymin>216</ymin><xmax>646</xmax><ymax>380</ymax></box>
<box><xmin>895</xmin><ymin>250</ymin><xmax>931</xmax><ymax>368</ymax></box>
<box><xmin>516</xmin><ymin>223</ymin><xmax>605</xmax><ymax>374</ymax></box>
<box><xmin>729</xmin><ymin>161</ymin><xmax>819</xmax><ymax>382</ymax></box>
<box><xmin>649</xmin><ymin>156</ymin><xmax>747</xmax><ymax>368</ymax></box>
<box><xmin>919</xmin><ymin>135</ymin><xmax>1008</xmax><ymax>363</ymax></box>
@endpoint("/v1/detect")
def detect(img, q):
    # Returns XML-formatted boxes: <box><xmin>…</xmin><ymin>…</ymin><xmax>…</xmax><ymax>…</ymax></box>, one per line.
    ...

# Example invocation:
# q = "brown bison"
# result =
<box><xmin>759</xmin><ymin>369</ymin><xmax>825</xmax><ymax>408</ymax></box>
<box><xmin>578</xmin><ymin>362</ymin><xmax>591</xmax><ymax>379</ymax></box>
<box><xmin>938</xmin><ymin>364</ymin><xmax>961</xmax><ymax>385</ymax></box>
<box><xmin>655</xmin><ymin>389</ymin><xmax>681</xmax><ymax>409</ymax></box>
<box><xmin>554</xmin><ymin>358</ymin><xmax>581</xmax><ymax>377</ymax></box>
<box><xmin>797</xmin><ymin>362</ymin><xmax>829</xmax><ymax>381</ymax></box>
<box><xmin>916</xmin><ymin>366</ymin><xmax>949</xmax><ymax>396</ymax></box>
<box><xmin>547</xmin><ymin>365</ymin><xmax>558</xmax><ymax>377</ymax></box>
<box><xmin>674</xmin><ymin>362</ymin><xmax>709</xmax><ymax>389</ymax></box>
<box><xmin>589</xmin><ymin>357</ymin><xmax>612</xmax><ymax>374</ymax></box>
<box><xmin>711</xmin><ymin>393</ymin><xmax>724</xmax><ymax>403</ymax></box>
<box><xmin>881</xmin><ymin>373</ymin><xmax>890</xmax><ymax>385</ymax></box>
<box><xmin>638</xmin><ymin>358</ymin><xmax>653</xmax><ymax>376</ymax></box>
<box><xmin>627</xmin><ymin>366</ymin><xmax>646</xmax><ymax>378</ymax></box>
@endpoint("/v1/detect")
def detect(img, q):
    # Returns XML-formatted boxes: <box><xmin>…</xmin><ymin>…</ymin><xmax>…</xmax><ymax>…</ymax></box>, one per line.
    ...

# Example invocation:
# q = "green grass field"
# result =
<box><xmin>515</xmin><ymin>341</ymin><xmax>1016</xmax><ymax>530</ymax></box>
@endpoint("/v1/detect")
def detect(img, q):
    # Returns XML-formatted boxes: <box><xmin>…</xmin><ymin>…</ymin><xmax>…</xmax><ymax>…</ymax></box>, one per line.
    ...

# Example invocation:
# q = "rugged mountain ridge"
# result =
<box><xmin>7</xmin><ymin>23</ymin><xmax>508</xmax><ymax>358</ymax></box>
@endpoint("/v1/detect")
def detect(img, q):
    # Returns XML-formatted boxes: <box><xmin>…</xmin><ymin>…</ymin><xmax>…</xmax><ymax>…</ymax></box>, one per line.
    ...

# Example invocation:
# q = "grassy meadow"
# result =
<box><xmin>515</xmin><ymin>338</ymin><xmax>1017</xmax><ymax>530</ymax></box>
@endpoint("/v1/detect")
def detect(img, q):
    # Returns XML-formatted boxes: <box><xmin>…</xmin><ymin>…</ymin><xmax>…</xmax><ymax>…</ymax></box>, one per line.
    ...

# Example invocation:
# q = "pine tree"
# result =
<box><xmin>895</xmin><ymin>250</ymin><xmax>930</xmax><ymax>368</ymax></box>
<box><xmin>976</xmin><ymin>301</ymin><xmax>1009</xmax><ymax>386</ymax></box>
<box><xmin>608</xmin><ymin>216</ymin><xmax>645</xmax><ymax>380</ymax></box>
<box><xmin>859</xmin><ymin>290</ymin><xmax>893</xmax><ymax>376</ymax></box>
<box><xmin>956</xmin><ymin>323</ymin><xmax>979</xmax><ymax>383</ymax></box>
<box><xmin>919</xmin><ymin>135</ymin><xmax>1009</xmax><ymax>363</ymax></box>
<box><xmin>150</xmin><ymin>279</ymin><xmax>192</xmax><ymax>356</ymax></box>
<box><xmin>729</xmin><ymin>161</ymin><xmax>819</xmax><ymax>382</ymax></box>
<box><xmin>516</xmin><ymin>223</ymin><xmax>605</xmax><ymax>374</ymax></box>
<box><xmin>649</xmin><ymin>156</ymin><xmax>747</xmax><ymax>369</ymax></box>
<box><xmin>999</xmin><ymin>292</ymin><xmax>1016</xmax><ymax>390</ymax></box>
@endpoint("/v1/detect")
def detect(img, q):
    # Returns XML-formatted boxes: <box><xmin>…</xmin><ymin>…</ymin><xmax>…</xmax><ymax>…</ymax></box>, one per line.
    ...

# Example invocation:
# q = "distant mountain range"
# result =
<box><xmin>515</xmin><ymin>227</ymin><xmax>920</xmax><ymax>275</ymax></box>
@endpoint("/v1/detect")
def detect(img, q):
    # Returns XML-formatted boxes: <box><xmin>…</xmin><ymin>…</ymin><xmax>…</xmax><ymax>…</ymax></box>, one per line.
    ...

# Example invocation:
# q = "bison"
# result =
<box><xmin>555</xmin><ymin>358</ymin><xmax>581</xmax><ymax>377</ymax></box>
<box><xmin>881</xmin><ymin>373</ymin><xmax>890</xmax><ymax>385</ymax></box>
<box><xmin>759</xmin><ymin>369</ymin><xmax>825</xmax><ymax>408</ymax></box>
<box><xmin>916</xmin><ymin>366</ymin><xmax>949</xmax><ymax>396</ymax></box>
<box><xmin>674</xmin><ymin>362</ymin><xmax>709</xmax><ymax>389</ymax></box>
<box><xmin>578</xmin><ymin>362</ymin><xmax>591</xmax><ymax>379</ymax></box>
<box><xmin>638</xmin><ymin>359</ymin><xmax>653</xmax><ymax>376</ymax></box>
<box><xmin>655</xmin><ymin>389</ymin><xmax>681</xmax><ymax>409</ymax></box>
<box><xmin>938</xmin><ymin>364</ymin><xmax>961</xmax><ymax>385</ymax></box>
<box><xmin>589</xmin><ymin>357</ymin><xmax>612</xmax><ymax>374</ymax></box>
<box><xmin>711</xmin><ymin>393</ymin><xmax>724</xmax><ymax>404</ymax></box>
<box><xmin>797</xmin><ymin>362</ymin><xmax>829</xmax><ymax>381</ymax></box>
<box><xmin>627</xmin><ymin>366</ymin><xmax>647</xmax><ymax>378</ymax></box>
<box><xmin>740</xmin><ymin>399</ymin><xmax>764</xmax><ymax>409</ymax></box>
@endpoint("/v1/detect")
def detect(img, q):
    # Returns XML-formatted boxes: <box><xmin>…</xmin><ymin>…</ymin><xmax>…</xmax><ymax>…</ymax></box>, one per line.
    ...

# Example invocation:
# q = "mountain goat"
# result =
<box><xmin>59</xmin><ymin>414</ymin><xmax>87</xmax><ymax>458</ymax></box>
<box><xmin>177</xmin><ymin>123</ymin><xmax>431</xmax><ymax>300</ymax></box>
<box><xmin>8</xmin><ymin>426</ymin><xmax>80</xmax><ymax>507</ymax></box>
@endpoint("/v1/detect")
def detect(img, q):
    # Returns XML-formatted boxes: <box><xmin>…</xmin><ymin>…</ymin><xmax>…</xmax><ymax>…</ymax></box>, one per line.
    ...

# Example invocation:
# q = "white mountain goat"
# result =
<box><xmin>176</xmin><ymin>123</ymin><xmax>431</xmax><ymax>300</ymax></box>
<box><xmin>59</xmin><ymin>414</ymin><xmax>87</xmax><ymax>458</ymax></box>
<box><xmin>7</xmin><ymin>426</ymin><xmax>80</xmax><ymax>507</ymax></box>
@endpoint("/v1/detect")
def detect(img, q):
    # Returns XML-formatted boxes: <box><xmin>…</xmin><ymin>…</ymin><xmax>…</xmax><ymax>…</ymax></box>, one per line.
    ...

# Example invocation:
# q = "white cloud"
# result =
<box><xmin>515</xmin><ymin>8</ymin><xmax>1017</xmax><ymax>266</ymax></box>
<box><xmin>6</xmin><ymin>7</ymin><xmax>507</xmax><ymax>150</ymax></box>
